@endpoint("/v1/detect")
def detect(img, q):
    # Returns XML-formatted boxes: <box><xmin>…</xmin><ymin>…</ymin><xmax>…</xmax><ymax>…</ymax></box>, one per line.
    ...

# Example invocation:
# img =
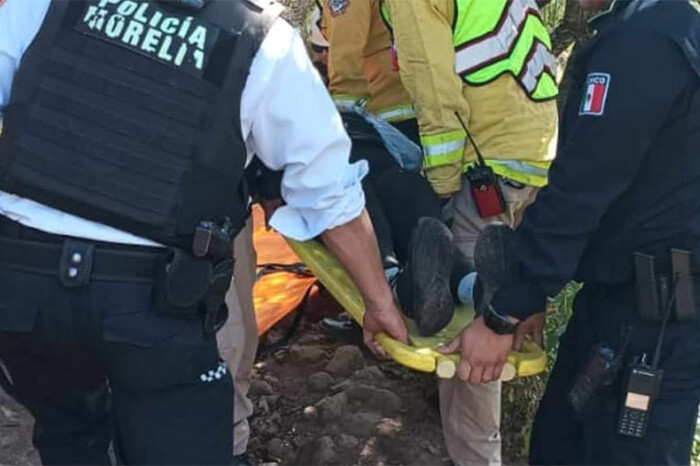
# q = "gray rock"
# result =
<box><xmin>315</xmin><ymin>392</ymin><xmax>348</xmax><ymax>423</ymax></box>
<box><xmin>345</xmin><ymin>411</ymin><xmax>382</xmax><ymax>437</ymax></box>
<box><xmin>261</xmin><ymin>394</ymin><xmax>280</xmax><ymax>408</ymax></box>
<box><xmin>312</xmin><ymin>436</ymin><xmax>336</xmax><ymax>465</ymax></box>
<box><xmin>336</xmin><ymin>433</ymin><xmax>360</xmax><ymax>451</ymax></box>
<box><xmin>345</xmin><ymin>383</ymin><xmax>403</xmax><ymax>416</ymax></box>
<box><xmin>308</xmin><ymin>371</ymin><xmax>335</xmax><ymax>392</ymax></box>
<box><xmin>265</xmin><ymin>438</ymin><xmax>285</xmax><ymax>460</ymax></box>
<box><xmin>325</xmin><ymin>345</ymin><xmax>364</xmax><ymax>376</ymax></box>
<box><xmin>354</xmin><ymin>365</ymin><xmax>385</xmax><ymax>381</ymax></box>
<box><xmin>290</xmin><ymin>345</ymin><xmax>327</xmax><ymax>363</ymax></box>
<box><xmin>249</xmin><ymin>380</ymin><xmax>274</xmax><ymax>397</ymax></box>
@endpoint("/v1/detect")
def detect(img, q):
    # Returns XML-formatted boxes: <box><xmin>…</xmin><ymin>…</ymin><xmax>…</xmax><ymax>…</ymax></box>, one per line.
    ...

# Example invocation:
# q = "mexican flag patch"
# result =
<box><xmin>580</xmin><ymin>73</ymin><xmax>611</xmax><ymax>116</ymax></box>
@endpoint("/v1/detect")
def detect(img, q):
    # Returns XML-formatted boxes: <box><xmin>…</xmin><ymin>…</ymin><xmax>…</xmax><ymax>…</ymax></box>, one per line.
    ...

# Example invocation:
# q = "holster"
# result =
<box><xmin>634</xmin><ymin>250</ymin><xmax>697</xmax><ymax>322</ymax></box>
<box><xmin>153</xmin><ymin>248</ymin><xmax>234</xmax><ymax>333</ymax></box>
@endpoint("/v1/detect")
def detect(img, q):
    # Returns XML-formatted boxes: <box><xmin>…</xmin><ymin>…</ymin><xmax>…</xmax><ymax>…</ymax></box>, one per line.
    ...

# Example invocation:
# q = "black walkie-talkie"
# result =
<box><xmin>618</xmin><ymin>274</ymin><xmax>678</xmax><ymax>438</ymax></box>
<box><xmin>617</xmin><ymin>356</ymin><xmax>662</xmax><ymax>438</ymax></box>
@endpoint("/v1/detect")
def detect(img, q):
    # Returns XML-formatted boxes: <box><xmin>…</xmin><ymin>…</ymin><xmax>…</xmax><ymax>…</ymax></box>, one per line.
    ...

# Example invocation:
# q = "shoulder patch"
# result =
<box><xmin>0</xmin><ymin>0</ymin><xmax>6</xmax><ymax>8</ymax></box>
<box><xmin>326</xmin><ymin>0</ymin><xmax>349</xmax><ymax>16</ymax></box>
<box><xmin>579</xmin><ymin>73</ymin><xmax>611</xmax><ymax>116</ymax></box>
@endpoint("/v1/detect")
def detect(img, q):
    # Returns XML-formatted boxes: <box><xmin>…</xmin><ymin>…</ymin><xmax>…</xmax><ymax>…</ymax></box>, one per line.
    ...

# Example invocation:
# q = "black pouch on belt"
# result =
<box><xmin>203</xmin><ymin>258</ymin><xmax>235</xmax><ymax>333</ymax></box>
<box><xmin>153</xmin><ymin>249</ymin><xmax>214</xmax><ymax>318</ymax></box>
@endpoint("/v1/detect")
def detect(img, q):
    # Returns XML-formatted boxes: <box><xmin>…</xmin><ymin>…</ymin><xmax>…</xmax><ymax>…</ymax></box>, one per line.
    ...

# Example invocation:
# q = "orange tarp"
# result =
<box><xmin>252</xmin><ymin>206</ymin><xmax>317</xmax><ymax>335</ymax></box>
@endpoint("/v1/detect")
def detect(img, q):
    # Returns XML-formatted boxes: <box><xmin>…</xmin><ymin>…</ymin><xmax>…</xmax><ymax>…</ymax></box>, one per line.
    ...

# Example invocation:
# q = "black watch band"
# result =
<box><xmin>483</xmin><ymin>305</ymin><xmax>519</xmax><ymax>335</ymax></box>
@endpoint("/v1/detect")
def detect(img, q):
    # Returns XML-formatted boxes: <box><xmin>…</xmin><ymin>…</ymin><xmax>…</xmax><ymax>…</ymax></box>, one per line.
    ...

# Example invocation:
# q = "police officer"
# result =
<box><xmin>0</xmin><ymin>0</ymin><xmax>406</xmax><ymax>464</ymax></box>
<box><xmin>442</xmin><ymin>0</ymin><xmax>700</xmax><ymax>463</ymax></box>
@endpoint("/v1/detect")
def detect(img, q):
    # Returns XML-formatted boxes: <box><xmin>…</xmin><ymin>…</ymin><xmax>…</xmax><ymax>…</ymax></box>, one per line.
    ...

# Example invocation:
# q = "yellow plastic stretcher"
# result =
<box><xmin>286</xmin><ymin>238</ymin><xmax>547</xmax><ymax>381</ymax></box>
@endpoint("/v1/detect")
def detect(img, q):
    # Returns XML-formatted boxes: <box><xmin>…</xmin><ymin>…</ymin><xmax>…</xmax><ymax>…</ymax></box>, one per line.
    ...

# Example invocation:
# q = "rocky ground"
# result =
<box><xmin>247</xmin><ymin>329</ymin><xmax>451</xmax><ymax>465</ymax></box>
<box><xmin>0</xmin><ymin>385</ymin><xmax>39</xmax><ymax>465</ymax></box>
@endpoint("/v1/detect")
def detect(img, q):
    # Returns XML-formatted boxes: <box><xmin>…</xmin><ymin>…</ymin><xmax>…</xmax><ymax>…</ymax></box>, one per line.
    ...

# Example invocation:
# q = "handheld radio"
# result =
<box><xmin>454</xmin><ymin>113</ymin><xmax>506</xmax><ymax>218</ymax></box>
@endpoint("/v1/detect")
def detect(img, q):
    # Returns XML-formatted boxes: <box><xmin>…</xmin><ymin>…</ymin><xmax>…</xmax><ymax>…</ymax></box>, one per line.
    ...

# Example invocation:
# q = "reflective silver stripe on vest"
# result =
<box><xmin>376</xmin><ymin>106</ymin><xmax>416</xmax><ymax>122</ymax></box>
<box><xmin>424</xmin><ymin>138</ymin><xmax>465</xmax><ymax>157</ymax></box>
<box><xmin>454</xmin><ymin>0</ymin><xmax>539</xmax><ymax>75</ymax></box>
<box><xmin>487</xmin><ymin>160</ymin><xmax>549</xmax><ymax>178</ymax></box>
<box><xmin>520</xmin><ymin>42</ymin><xmax>557</xmax><ymax>92</ymax></box>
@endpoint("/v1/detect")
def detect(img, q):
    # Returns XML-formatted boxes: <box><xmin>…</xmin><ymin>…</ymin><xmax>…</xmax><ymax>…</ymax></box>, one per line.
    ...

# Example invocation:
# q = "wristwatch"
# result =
<box><xmin>483</xmin><ymin>305</ymin><xmax>519</xmax><ymax>335</ymax></box>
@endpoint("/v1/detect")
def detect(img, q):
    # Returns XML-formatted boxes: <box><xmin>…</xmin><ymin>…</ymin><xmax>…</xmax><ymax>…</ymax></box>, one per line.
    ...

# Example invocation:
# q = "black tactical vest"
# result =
<box><xmin>0</xmin><ymin>0</ymin><xmax>282</xmax><ymax>248</ymax></box>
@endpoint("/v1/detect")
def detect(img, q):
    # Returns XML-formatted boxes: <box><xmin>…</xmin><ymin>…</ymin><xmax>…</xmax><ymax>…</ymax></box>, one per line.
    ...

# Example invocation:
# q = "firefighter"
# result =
<box><xmin>376</xmin><ymin>0</ymin><xmax>559</xmax><ymax>463</ymax></box>
<box><xmin>321</xmin><ymin>0</ymin><xmax>418</xmax><ymax>142</ymax></box>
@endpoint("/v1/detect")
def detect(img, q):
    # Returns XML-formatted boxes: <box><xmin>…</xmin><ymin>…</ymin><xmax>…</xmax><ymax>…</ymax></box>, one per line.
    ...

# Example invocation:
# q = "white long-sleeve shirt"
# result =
<box><xmin>0</xmin><ymin>0</ymin><xmax>366</xmax><ymax>245</ymax></box>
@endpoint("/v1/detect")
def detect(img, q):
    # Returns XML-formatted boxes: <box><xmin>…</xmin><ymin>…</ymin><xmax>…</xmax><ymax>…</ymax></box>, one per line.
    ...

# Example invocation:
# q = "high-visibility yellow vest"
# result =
<box><xmin>380</xmin><ymin>0</ymin><xmax>558</xmax><ymax>102</ymax></box>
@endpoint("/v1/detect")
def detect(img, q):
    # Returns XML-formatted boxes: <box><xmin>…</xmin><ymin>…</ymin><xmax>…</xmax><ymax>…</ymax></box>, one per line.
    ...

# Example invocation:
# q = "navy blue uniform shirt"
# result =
<box><xmin>494</xmin><ymin>0</ymin><xmax>700</xmax><ymax>320</ymax></box>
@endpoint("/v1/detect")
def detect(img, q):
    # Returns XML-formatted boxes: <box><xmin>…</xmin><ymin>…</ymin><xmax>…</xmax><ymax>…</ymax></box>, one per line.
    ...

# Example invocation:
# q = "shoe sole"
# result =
<box><xmin>409</xmin><ymin>217</ymin><xmax>456</xmax><ymax>336</ymax></box>
<box><xmin>474</xmin><ymin>223</ymin><xmax>515</xmax><ymax>309</ymax></box>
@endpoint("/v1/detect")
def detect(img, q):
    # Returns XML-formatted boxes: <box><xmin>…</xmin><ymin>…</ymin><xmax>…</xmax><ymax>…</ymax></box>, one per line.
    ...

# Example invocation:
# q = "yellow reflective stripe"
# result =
<box><xmin>421</xmin><ymin>130</ymin><xmax>465</xmax><ymax>147</ymax></box>
<box><xmin>424</xmin><ymin>146</ymin><xmax>465</xmax><ymax>168</ymax></box>
<box><xmin>464</xmin><ymin>159</ymin><xmax>550</xmax><ymax>187</ymax></box>
<box><xmin>421</xmin><ymin>131</ymin><xmax>466</xmax><ymax>167</ymax></box>
<box><xmin>376</xmin><ymin>105</ymin><xmax>416</xmax><ymax>122</ymax></box>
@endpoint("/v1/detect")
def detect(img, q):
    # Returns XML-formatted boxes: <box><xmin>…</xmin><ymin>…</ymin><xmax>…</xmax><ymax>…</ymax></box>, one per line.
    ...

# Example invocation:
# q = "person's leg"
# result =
<box><xmin>363</xmin><ymin>179</ymin><xmax>399</xmax><ymax>269</ymax></box>
<box><xmin>578</xmin><ymin>294</ymin><xmax>700</xmax><ymax>465</ymax></box>
<box><xmin>450</xmin><ymin>179</ymin><xmax>537</xmax><ymax>263</ymax></box>
<box><xmin>528</xmin><ymin>288</ymin><xmax>592</xmax><ymax>465</ymax></box>
<box><xmin>0</xmin><ymin>268</ymin><xmax>111</xmax><ymax>465</ymax></box>
<box><xmin>372</xmin><ymin>166</ymin><xmax>443</xmax><ymax>263</ymax></box>
<box><xmin>100</xmin><ymin>279</ymin><xmax>233</xmax><ymax>465</ymax></box>
<box><xmin>441</xmin><ymin>177</ymin><xmax>538</xmax><ymax>465</ymax></box>
<box><xmin>533</xmin><ymin>286</ymin><xmax>700</xmax><ymax>466</ymax></box>
<box><xmin>390</xmin><ymin>118</ymin><xmax>421</xmax><ymax>146</ymax></box>
<box><xmin>216</xmin><ymin>217</ymin><xmax>258</xmax><ymax>457</ymax></box>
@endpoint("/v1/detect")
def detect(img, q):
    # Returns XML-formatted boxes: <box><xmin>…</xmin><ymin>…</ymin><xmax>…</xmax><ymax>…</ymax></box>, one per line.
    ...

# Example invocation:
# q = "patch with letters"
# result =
<box><xmin>579</xmin><ymin>72</ymin><xmax>611</xmax><ymax>116</ymax></box>
<box><xmin>75</xmin><ymin>0</ymin><xmax>219</xmax><ymax>78</ymax></box>
<box><xmin>327</xmin><ymin>0</ymin><xmax>349</xmax><ymax>16</ymax></box>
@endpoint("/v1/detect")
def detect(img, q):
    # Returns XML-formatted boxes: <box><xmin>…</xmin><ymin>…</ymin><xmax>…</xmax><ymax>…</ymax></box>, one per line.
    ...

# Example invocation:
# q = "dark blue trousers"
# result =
<box><xmin>530</xmin><ymin>284</ymin><xmax>700</xmax><ymax>465</ymax></box>
<box><xmin>0</xmin><ymin>234</ymin><xmax>233</xmax><ymax>465</ymax></box>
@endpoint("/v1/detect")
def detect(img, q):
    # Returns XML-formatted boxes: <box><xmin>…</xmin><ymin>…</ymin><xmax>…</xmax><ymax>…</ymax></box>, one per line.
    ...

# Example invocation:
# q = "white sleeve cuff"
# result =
<box><xmin>269</xmin><ymin>160</ymin><xmax>368</xmax><ymax>241</ymax></box>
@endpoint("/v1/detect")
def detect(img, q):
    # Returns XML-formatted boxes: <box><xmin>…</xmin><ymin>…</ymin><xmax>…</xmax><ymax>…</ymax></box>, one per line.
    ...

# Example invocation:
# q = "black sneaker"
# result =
<box><xmin>402</xmin><ymin>217</ymin><xmax>456</xmax><ymax>336</ymax></box>
<box><xmin>473</xmin><ymin>223</ymin><xmax>515</xmax><ymax>311</ymax></box>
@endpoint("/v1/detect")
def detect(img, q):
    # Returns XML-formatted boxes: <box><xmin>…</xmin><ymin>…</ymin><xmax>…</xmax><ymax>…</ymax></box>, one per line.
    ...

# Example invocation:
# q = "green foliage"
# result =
<box><xmin>694</xmin><ymin>422</ymin><xmax>700</xmax><ymax>466</ymax></box>
<box><xmin>502</xmin><ymin>283</ymin><xmax>578</xmax><ymax>464</ymax></box>
<box><xmin>540</xmin><ymin>0</ymin><xmax>567</xmax><ymax>31</ymax></box>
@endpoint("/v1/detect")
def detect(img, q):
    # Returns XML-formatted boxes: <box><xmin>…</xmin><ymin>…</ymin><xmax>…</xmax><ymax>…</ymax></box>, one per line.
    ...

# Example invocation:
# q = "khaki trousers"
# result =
<box><xmin>216</xmin><ymin>218</ymin><xmax>258</xmax><ymax>456</ymax></box>
<box><xmin>440</xmin><ymin>178</ymin><xmax>537</xmax><ymax>465</ymax></box>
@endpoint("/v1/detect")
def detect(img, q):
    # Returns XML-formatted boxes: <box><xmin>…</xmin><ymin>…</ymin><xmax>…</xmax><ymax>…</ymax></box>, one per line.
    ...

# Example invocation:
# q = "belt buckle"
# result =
<box><xmin>58</xmin><ymin>239</ymin><xmax>94</xmax><ymax>288</ymax></box>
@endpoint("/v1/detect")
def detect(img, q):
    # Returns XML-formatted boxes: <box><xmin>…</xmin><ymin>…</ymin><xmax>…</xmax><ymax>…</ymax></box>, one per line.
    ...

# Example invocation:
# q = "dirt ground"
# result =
<box><xmin>0</xmin><ymin>385</ymin><xmax>39</xmax><ymax>465</ymax></box>
<box><xmin>247</xmin><ymin>328</ymin><xmax>451</xmax><ymax>465</ymax></box>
